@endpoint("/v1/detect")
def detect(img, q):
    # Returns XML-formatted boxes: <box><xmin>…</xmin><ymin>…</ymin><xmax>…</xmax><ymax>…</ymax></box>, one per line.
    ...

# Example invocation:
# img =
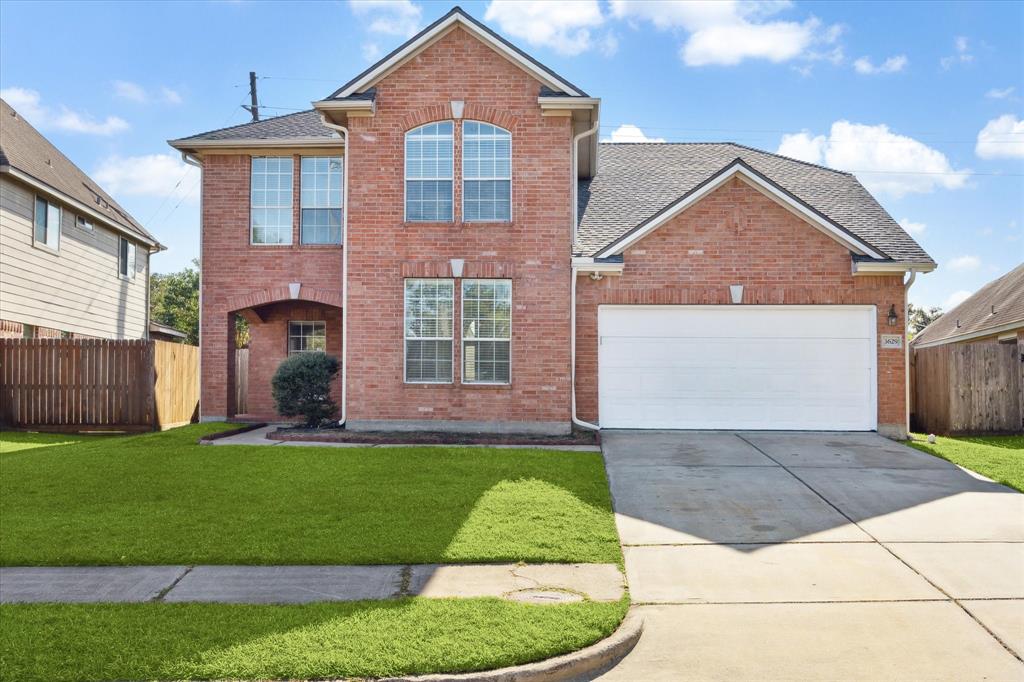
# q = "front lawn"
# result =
<box><xmin>0</xmin><ymin>597</ymin><xmax>628</xmax><ymax>682</ymax></box>
<box><xmin>0</xmin><ymin>424</ymin><xmax>620</xmax><ymax>565</ymax></box>
<box><xmin>908</xmin><ymin>434</ymin><xmax>1024</xmax><ymax>492</ymax></box>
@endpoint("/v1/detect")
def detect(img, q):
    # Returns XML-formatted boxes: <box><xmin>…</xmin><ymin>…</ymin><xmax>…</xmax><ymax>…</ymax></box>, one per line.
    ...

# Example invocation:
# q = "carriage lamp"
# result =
<box><xmin>887</xmin><ymin>304</ymin><xmax>898</xmax><ymax>327</ymax></box>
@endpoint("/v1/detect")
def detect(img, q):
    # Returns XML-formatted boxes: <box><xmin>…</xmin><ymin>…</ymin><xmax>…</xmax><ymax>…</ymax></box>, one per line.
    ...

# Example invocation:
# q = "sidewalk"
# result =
<box><xmin>0</xmin><ymin>563</ymin><xmax>623</xmax><ymax>604</ymax></box>
<box><xmin>204</xmin><ymin>425</ymin><xmax>601</xmax><ymax>451</ymax></box>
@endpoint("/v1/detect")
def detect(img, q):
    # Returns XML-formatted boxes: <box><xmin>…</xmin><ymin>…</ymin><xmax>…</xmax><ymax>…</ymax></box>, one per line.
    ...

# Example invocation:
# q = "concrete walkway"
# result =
<box><xmin>204</xmin><ymin>424</ymin><xmax>600</xmax><ymax>451</ymax></box>
<box><xmin>0</xmin><ymin>563</ymin><xmax>623</xmax><ymax>604</ymax></box>
<box><xmin>595</xmin><ymin>431</ymin><xmax>1024</xmax><ymax>681</ymax></box>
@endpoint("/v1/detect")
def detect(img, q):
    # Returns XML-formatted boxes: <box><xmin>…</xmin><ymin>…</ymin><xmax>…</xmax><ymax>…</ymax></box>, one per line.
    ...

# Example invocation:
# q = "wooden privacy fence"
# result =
<box><xmin>0</xmin><ymin>338</ymin><xmax>199</xmax><ymax>432</ymax></box>
<box><xmin>911</xmin><ymin>342</ymin><xmax>1023</xmax><ymax>435</ymax></box>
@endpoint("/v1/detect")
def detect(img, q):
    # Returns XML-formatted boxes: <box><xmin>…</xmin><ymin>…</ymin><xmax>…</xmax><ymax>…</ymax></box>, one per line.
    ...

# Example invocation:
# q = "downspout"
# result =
<box><xmin>570</xmin><ymin>116</ymin><xmax>601</xmax><ymax>431</ymax></box>
<box><xmin>181</xmin><ymin>152</ymin><xmax>204</xmax><ymax>416</ymax></box>
<box><xmin>317</xmin><ymin>115</ymin><xmax>350</xmax><ymax>426</ymax></box>
<box><xmin>904</xmin><ymin>268</ymin><xmax>918</xmax><ymax>439</ymax></box>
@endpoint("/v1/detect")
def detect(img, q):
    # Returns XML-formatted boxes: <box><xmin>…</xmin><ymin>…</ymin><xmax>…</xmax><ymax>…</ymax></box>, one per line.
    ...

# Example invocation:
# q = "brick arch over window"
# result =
<box><xmin>399</xmin><ymin>103</ymin><xmax>519</xmax><ymax>133</ymax></box>
<box><xmin>225</xmin><ymin>285</ymin><xmax>342</xmax><ymax>313</ymax></box>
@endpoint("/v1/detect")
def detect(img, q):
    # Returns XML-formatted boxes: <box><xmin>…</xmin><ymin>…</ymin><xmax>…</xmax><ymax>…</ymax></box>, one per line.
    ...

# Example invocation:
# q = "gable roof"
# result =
<box><xmin>913</xmin><ymin>264</ymin><xmax>1024</xmax><ymax>348</ymax></box>
<box><xmin>323</xmin><ymin>6</ymin><xmax>588</xmax><ymax>100</ymax></box>
<box><xmin>576</xmin><ymin>143</ymin><xmax>934</xmax><ymax>264</ymax></box>
<box><xmin>169</xmin><ymin>109</ymin><xmax>337</xmax><ymax>146</ymax></box>
<box><xmin>0</xmin><ymin>98</ymin><xmax>160</xmax><ymax>247</ymax></box>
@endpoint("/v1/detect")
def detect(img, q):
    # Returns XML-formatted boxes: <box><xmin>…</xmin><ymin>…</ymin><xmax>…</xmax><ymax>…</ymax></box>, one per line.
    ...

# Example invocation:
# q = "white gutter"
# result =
<box><xmin>181</xmin><ymin>152</ymin><xmax>205</xmax><ymax>416</ymax></box>
<box><xmin>570</xmin><ymin>117</ymin><xmax>601</xmax><ymax>431</ymax></box>
<box><xmin>904</xmin><ymin>269</ymin><xmax>917</xmax><ymax>439</ymax></box>
<box><xmin>317</xmin><ymin>114</ymin><xmax>350</xmax><ymax>426</ymax></box>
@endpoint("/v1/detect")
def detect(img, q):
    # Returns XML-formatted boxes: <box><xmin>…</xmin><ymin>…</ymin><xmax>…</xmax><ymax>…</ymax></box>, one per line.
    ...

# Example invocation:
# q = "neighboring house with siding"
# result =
<box><xmin>912</xmin><ymin>264</ymin><xmax>1024</xmax><ymax>349</ymax></box>
<box><xmin>169</xmin><ymin>6</ymin><xmax>934</xmax><ymax>439</ymax></box>
<box><xmin>0</xmin><ymin>97</ymin><xmax>163</xmax><ymax>339</ymax></box>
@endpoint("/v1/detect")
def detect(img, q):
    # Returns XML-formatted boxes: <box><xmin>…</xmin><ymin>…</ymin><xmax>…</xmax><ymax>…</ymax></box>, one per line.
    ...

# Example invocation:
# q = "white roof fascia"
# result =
<box><xmin>594</xmin><ymin>162</ymin><xmax>885</xmax><ymax>260</ymax></box>
<box><xmin>334</xmin><ymin>13</ymin><xmax>585</xmax><ymax>99</ymax></box>
<box><xmin>853</xmin><ymin>261</ymin><xmax>937</xmax><ymax>275</ymax></box>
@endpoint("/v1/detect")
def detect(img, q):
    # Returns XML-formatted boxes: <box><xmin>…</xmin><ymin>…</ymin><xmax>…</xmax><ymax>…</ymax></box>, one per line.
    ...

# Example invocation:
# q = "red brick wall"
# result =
<box><xmin>200</xmin><ymin>153</ymin><xmax>343</xmax><ymax>419</ymax></box>
<box><xmin>574</xmin><ymin>177</ymin><xmax>908</xmax><ymax>434</ymax></box>
<box><xmin>343</xmin><ymin>27</ymin><xmax>573</xmax><ymax>427</ymax></box>
<box><xmin>242</xmin><ymin>302</ymin><xmax>343</xmax><ymax>420</ymax></box>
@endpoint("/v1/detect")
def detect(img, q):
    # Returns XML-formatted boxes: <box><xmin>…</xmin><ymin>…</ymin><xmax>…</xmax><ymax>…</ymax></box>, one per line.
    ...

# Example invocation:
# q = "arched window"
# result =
<box><xmin>462</xmin><ymin>121</ymin><xmax>511</xmax><ymax>222</ymax></box>
<box><xmin>405</xmin><ymin>121</ymin><xmax>454</xmax><ymax>222</ymax></box>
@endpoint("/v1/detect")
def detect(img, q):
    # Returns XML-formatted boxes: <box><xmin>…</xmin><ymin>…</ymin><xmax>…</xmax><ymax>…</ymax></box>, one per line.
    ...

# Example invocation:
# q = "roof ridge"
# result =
<box><xmin>172</xmin><ymin>108</ymin><xmax>318</xmax><ymax>142</ymax></box>
<box><xmin>598</xmin><ymin>141</ymin><xmax>853</xmax><ymax>177</ymax></box>
<box><xmin>725</xmin><ymin>141</ymin><xmax>854</xmax><ymax>177</ymax></box>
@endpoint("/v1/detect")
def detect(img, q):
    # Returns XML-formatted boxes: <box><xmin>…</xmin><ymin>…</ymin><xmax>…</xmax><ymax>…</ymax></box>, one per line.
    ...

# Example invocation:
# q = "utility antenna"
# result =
<box><xmin>243</xmin><ymin>71</ymin><xmax>260</xmax><ymax>122</ymax></box>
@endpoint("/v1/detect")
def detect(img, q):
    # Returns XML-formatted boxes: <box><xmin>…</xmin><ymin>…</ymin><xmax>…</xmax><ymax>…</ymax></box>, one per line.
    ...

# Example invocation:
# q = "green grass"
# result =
<box><xmin>0</xmin><ymin>431</ymin><xmax>108</xmax><ymax>453</ymax></box>
<box><xmin>0</xmin><ymin>424</ymin><xmax>620</xmax><ymax>566</ymax></box>
<box><xmin>908</xmin><ymin>434</ymin><xmax>1024</xmax><ymax>492</ymax></box>
<box><xmin>0</xmin><ymin>597</ymin><xmax>628</xmax><ymax>682</ymax></box>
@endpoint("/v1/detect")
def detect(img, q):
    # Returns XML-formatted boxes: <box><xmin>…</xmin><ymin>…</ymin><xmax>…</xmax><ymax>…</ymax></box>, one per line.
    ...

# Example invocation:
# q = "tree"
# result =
<box><xmin>908</xmin><ymin>303</ymin><xmax>943</xmax><ymax>336</ymax></box>
<box><xmin>271</xmin><ymin>353</ymin><xmax>340</xmax><ymax>427</ymax></box>
<box><xmin>150</xmin><ymin>260</ymin><xmax>199</xmax><ymax>345</ymax></box>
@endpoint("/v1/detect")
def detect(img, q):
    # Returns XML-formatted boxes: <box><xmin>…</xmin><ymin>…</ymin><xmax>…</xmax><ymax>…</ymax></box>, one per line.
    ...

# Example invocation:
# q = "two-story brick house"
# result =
<box><xmin>170</xmin><ymin>7</ymin><xmax>934</xmax><ymax>439</ymax></box>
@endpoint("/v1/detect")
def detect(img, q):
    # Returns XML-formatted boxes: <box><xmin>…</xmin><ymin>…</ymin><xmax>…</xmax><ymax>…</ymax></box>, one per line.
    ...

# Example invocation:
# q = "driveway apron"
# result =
<box><xmin>597</xmin><ymin>430</ymin><xmax>1024</xmax><ymax>681</ymax></box>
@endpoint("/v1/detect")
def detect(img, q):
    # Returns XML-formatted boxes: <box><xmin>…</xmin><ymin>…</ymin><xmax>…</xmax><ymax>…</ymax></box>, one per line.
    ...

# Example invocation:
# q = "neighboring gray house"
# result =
<box><xmin>0</xmin><ymin>97</ymin><xmax>163</xmax><ymax>339</ymax></box>
<box><xmin>913</xmin><ymin>263</ymin><xmax>1024</xmax><ymax>349</ymax></box>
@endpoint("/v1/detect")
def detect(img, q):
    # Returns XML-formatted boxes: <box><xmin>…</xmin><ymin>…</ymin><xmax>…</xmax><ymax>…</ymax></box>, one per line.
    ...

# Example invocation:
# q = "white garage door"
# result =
<box><xmin>598</xmin><ymin>306</ymin><xmax>877</xmax><ymax>431</ymax></box>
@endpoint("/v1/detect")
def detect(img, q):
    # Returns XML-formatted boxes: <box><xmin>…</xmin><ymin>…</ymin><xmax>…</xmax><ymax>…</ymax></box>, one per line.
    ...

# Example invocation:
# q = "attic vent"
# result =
<box><xmin>992</xmin><ymin>305</ymin><xmax>997</xmax><ymax>315</ymax></box>
<box><xmin>45</xmin><ymin>158</ymin><xmax>52</xmax><ymax>166</ymax></box>
<box><xmin>956</xmin><ymin>319</ymin><xmax>961</xmax><ymax>329</ymax></box>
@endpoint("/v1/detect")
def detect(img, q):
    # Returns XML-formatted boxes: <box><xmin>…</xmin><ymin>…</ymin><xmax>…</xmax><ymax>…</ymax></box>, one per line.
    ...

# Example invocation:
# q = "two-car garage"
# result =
<box><xmin>598</xmin><ymin>306</ymin><xmax>877</xmax><ymax>431</ymax></box>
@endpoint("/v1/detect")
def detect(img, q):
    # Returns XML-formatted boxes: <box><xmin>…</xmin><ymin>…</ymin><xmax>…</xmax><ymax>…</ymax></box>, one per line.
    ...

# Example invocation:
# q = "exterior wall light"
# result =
<box><xmin>729</xmin><ymin>284</ymin><xmax>743</xmax><ymax>304</ymax></box>
<box><xmin>887</xmin><ymin>304</ymin><xmax>898</xmax><ymax>326</ymax></box>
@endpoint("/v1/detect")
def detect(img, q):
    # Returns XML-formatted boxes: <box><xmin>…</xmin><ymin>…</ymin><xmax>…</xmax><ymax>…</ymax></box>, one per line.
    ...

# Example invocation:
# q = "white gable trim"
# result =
<box><xmin>593</xmin><ymin>162</ymin><xmax>885</xmax><ymax>260</ymax></box>
<box><xmin>333</xmin><ymin>12</ymin><xmax>585</xmax><ymax>99</ymax></box>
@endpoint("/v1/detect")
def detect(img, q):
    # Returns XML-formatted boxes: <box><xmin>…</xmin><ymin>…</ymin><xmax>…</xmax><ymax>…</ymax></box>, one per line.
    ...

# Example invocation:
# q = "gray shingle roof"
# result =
<box><xmin>0</xmin><ymin>98</ymin><xmax>159</xmax><ymax>246</ymax></box>
<box><xmin>913</xmin><ymin>264</ymin><xmax>1024</xmax><ymax>346</ymax></box>
<box><xmin>170</xmin><ymin>110</ymin><xmax>336</xmax><ymax>144</ymax></box>
<box><xmin>576</xmin><ymin>143</ymin><xmax>934</xmax><ymax>264</ymax></box>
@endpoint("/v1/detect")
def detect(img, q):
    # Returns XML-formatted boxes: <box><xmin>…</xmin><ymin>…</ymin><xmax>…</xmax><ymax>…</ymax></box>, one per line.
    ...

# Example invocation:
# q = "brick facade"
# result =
<box><xmin>574</xmin><ymin>177</ymin><xmax>908</xmax><ymax>436</ymax></box>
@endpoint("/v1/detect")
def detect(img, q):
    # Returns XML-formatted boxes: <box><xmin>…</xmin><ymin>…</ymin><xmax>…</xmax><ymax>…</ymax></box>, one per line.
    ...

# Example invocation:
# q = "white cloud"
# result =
<box><xmin>775</xmin><ymin>120</ymin><xmax>971</xmax><ymax>198</ymax></box>
<box><xmin>853</xmin><ymin>54</ymin><xmax>907</xmax><ymax>75</ymax></box>
<box><xmin>975</xmin><ymin>114</ymin><xmax>1024</xmax><ymax>160</ymax></box>
<box><xmin>362</xmin><ymin>42</ymin><xmax>382</xmax><ymax>62</ymax></box>
<box><xmin>484</xmin><ymin>1</ymin><xmax>606</xmax><ymax>56</ymax></box>
<box><xmin>985</xmin><ymin>86</ymin><xmax>1015</xmax><ymax>99</ymax></box>
<box><xmin>609</xmin><ymin>0</ymin><xmax>840</xmax><ymax>67</ymax></box>
<box><xmin>93</xmin><ymin>154</ymin><xmax>199</xmax><ymax>203</ymax></box>
<box><xmin>349</xmin><ymin>0</ymin><xmax>422</xmax><ymax>37</ymax></box>
<box><xmin>601</xmin><ymin>123</ymin><xmax>666</xmax><ymax>143</ymax></box>
<box><xmin>114</xmin><ymin>80</ymin><xmax>147</xmax><ymax>102</ymax></box>
<box><xmin>948</xmin><ymin>255</ymin><xmax>981</xmax><ymax>272</ymax></box>
<box><xmin>160</xmin><ymin>87</ymin><xmax>183</xmax><ymax>105</ymax></box>
<box><xmin>898</xmin><ymin>218</ymin><xmax>926</xmax><ymax>236</ymax></box>
<box><xmin>940</xmin><ymin>35</ymin><xmax>973</xmax><ymax>69</ymax></box>
<box><xmin>0</xmin><ymin>87</ymin><xmax>128</xmax><ymax>136</ymax></box>
<box><xmin>943</xmin><ymin>290</ymin><xmax>973</xmax><ymax>309</ymax></box>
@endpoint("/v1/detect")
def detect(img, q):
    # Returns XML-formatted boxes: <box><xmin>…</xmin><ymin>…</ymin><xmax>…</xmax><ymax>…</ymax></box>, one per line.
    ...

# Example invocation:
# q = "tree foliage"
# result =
<box><xmin>272</xmin><ymin>353</ymin><xmax>340</xmax><ymax>427</ymax></box>
<box><xmin>150</xmin><ymin>260</ymin><xmax>199</xmax><ymax>345</ymax></box>
<box><xmin>908</xmin><ymin>303</ymin><xmax>943</xmax><ymax>336</ymax></box>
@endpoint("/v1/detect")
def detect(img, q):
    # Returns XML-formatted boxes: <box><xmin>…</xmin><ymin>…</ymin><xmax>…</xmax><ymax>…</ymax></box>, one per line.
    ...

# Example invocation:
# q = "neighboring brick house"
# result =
<box><xmin>170</xmin><ymin>6</ymin><xmax>934</xmax><ymax>439</ymax></box>
<box><xmin>1</xmin><ymin>98</ymin><xmax>163</xmax><ymax>340</ymax></box>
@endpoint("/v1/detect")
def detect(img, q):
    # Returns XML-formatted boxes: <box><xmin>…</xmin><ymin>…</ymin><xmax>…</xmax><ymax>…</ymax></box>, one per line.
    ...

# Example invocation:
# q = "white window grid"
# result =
<box><xmin>404</xmin><ymin>278</ymin><xmax>454</xmax><ymax>383</ymax></box>
<box><xmin>405</xmin><ymin>122</ymin><xmax>454</xmax><ymax>222</ymax></box>
<box><xmin>461</xmin><ymin>279</ymin><xmax>512</xmax><ymax>384</ymax></box>
<box><xmin>462</xmin><ymin>121</ymin><xmax>511</xmax><ymax>223</ymax></box>
<box><xmin>300</xmin><ymin>156</ymin><xmax>343</xmax><ymax>244</ymax></box>
<box><xmin>288</xmin><ymin>321</ymin><xmax>327</xmax><ymax>354</ymax></box>
<box><xmin>33</xmin><ymin>196</ymin><xmax>60</xmax><ymax>251</ymax></box>
<box><xmin>251</xmin><ymin>156</ymin><xmax>293</xmax><ymax>245</ymax></box>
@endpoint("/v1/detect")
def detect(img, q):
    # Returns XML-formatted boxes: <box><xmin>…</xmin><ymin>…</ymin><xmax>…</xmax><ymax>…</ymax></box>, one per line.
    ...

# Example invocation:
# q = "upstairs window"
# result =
<box><xmin>76</xmin><ymin>215</ymin><xmax>93</xmax><ymax>231</ymax></box>
<box><xmin>33</xmin><ymin>196</ymin><xmax>60</xmax><ymax>251</ymax></box>
<box><xmin>405</xmin><ymin>122</ymin><xmax>453</xmax><ymax>222</ymax></box>
<box><xmin>462</xmin><ymin>279</ymin><xmax>511</xmax><ymax>384</ymax></box>
<box><xmin>251</xmin><ymin>156</ymin><xmax>293</xmax><ymax>244</ymax></box>
<box><xmin>404</xmin><ymin>279</ymin><xmax>454</xmax><ymax>383</ymax></box>
<box><xmin>462</xmin><ymin>121</ymin><xmax>511</xmax><ymax>222</ymax></box>
<box><xmin>300</xmin><ymin>156</ymin><xmax>343</xmax><ymax>244</ymax></box>
<box><xmin>288</xmin><ymin>321</ymin><xmax>326</xmax><ymax>354</ymax></box>
<box><xmin>118</xmin><ymin>237</ymin><xmax>136</xmax><ymax>280</ymax></box>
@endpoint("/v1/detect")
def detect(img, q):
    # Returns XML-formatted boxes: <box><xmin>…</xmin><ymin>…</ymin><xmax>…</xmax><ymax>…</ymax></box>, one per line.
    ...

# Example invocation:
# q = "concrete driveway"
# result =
<box><xmin>596</xmin><ymin>431</ymin><xmax>1024</xmax><ymax>681</ymax></box>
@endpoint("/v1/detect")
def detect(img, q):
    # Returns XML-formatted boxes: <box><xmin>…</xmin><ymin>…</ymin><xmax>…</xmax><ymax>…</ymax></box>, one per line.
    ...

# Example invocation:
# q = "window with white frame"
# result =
<box><xmin>118</xmin><ymin>237</ymin><xmax>136</xmax><ymax>279</ymax></box>
<box><xmin>462</xmin><ymin>279</ymin><xmax>511</xmax><ymax>384</ymax></box>
<box><xmin>288</xmin><ymin>321</ymin><xmax>326</xmax><ymax>354</ymax></box>
<box><xmin>300</xmin><ymin>156</ymin><xmax>343</xmax><ymax>244</ymax></box>
<box><xmin>251</xmin><ymin>156</ymin><xmax>293</xmax><ymax>244</ymax></box>
<box><xmin>462</xmin><ymin>121</ymin><xmax>511</xmax><ymax>222</ymax></box>
<box><xmin>33</xmin><ymin>196</ymin><xmax>60</xmax><ymax>251</ymax></box>
<box><xmin>404</xmin><ymin>279</ymin><xmax>454</xmax><ymax>382</ymax></box>
<box><xmin>405</xmin><ymin>122</ymin><xmax>453</xmax><ymax>222</ymax></box>
<box><xmin>76</xmin><ymin>215</ymin><xmax>93</xmax><ymax>231</ymax></box>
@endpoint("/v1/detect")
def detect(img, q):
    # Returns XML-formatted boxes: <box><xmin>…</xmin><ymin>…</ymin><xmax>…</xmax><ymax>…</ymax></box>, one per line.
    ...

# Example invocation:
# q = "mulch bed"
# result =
<box><xmin>267</xmin><ymin>426</ymin><xmax>600</xmax><ymax>446</ymax></box>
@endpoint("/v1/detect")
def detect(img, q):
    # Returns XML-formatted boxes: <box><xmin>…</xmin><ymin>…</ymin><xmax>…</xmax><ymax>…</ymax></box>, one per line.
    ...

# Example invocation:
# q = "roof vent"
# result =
<box><xmin>956</xmin><ymin>319</ymin><xmax>961</xmax><ymax>329</ymax></box>
<box><xmin>992</xmin><ymin>305</ymin><xmax>997</xmax><ymax>315</ymax></box>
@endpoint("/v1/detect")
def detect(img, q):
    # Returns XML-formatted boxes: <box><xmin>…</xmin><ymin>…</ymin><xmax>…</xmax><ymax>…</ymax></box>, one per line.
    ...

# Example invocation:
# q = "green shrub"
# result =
<box><xmin>271</xmin><ymin>353</ymin><xmax>340</xmax><ymax>427</ymax></box>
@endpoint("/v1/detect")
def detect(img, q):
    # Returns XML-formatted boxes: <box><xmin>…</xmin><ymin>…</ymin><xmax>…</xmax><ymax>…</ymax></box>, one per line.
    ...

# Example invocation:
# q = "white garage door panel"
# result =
<box><xmin>599</xmin><ymin>306</ymin><xmax>876</xmax><ymax>430</ymax></box>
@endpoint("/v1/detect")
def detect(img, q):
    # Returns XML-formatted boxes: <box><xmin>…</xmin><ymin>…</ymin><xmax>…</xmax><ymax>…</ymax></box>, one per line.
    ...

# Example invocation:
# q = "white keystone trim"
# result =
<box><xmin>593</xmin><ymin>162</ymin><xmax>885</xmax><ymax>260</ymax></box>
<box><xmin>332</xmin><ymin>12</ymin><xmax>585</xmax><ymax>99</ymax></box>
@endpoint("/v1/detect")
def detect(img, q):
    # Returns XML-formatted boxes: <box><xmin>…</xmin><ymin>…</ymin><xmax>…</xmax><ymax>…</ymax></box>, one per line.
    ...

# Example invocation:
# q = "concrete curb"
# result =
<box><xmin>375</xmin><ymin>608</ymin><xmax>643</xmax><ymax>682</ymax></box>
<box><xmin>198</xmin><ymin>422</ymin><xmax>268</xmax><ymax>444</ymax></box>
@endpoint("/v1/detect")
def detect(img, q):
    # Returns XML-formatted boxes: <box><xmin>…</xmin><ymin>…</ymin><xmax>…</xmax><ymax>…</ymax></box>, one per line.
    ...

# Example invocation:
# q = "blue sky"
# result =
<box><xmin>1</xmin><ymin>0</ymin><xmax>1021</xmax><ymax>310</ymax></box>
